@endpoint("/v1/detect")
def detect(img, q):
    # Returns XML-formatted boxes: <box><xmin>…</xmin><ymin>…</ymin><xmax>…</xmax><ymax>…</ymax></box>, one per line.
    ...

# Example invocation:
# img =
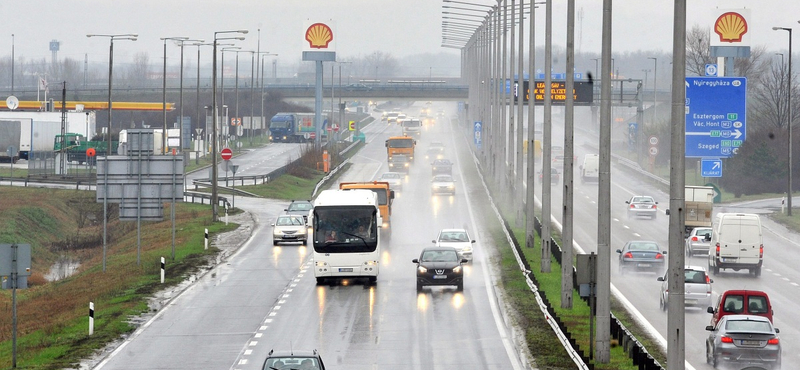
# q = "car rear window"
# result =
<box><xmin>685</xmin><ymin>270</ymin><xmax>708</xmax><ymax>284</ymax></box>
<box><xmin>722</xmin><ymin>295</ymin><xmax>745</xmax><ymax>313</ymax></box>
<box><xmin>747</xmin><ymin>296</ymin><xmax>769</xmax><ymax>314</ymax></box>
<box><xmin>725</xmin><ymin>319</ymin><xmax>772</xmax><ymax>333</ymax></box>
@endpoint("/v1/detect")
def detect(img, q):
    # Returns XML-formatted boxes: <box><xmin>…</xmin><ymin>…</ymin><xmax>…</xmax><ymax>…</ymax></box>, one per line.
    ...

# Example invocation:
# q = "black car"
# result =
<box><xmin>262</xmin><ymin>349</ymin><xmax>325</xmax><ymax>370</ymax></box>
<box><xmin>412</xmin><ymin>247</ymin><xmax>467</xmax><ymax>292</ymax></box>
<box><xmin>388</xmin><ymin>154</ymin><xmax>411</xmax><ymax>173</ymax></box>
<box><xmin>616</xmin><ymin>240</ymin><xmax>667</xmax><ymax>275</ymax></box>
<box><xmin>431</xmin><ymin>159</ymin><xmax>453</xmax><ymax>175</ymax></box>
<box><xmin>538</xmin><ymin>167</ymin><xmax>560</xmax><ymax>184</ymax></box>
<box><xmin>426</xmin><ymin>141</ymin><xmax>445</xmax><ymax>159</ymax></box>
<box><xmin>285</xmin><ymin>200</ymin><xmax>313</xmax><ymax>222</ymax></box>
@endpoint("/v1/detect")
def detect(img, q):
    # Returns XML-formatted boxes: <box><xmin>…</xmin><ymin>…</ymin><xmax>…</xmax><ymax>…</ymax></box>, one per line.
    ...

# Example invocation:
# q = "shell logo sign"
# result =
<box><xmin>305</xmin><ymin>23</ymin><xmax>333</xmax><ymax>49</ymax></box>
<box><xmin>714</xmin><ymin>12</ymin><xmax>748</xmax><ymax>43</ymax></box>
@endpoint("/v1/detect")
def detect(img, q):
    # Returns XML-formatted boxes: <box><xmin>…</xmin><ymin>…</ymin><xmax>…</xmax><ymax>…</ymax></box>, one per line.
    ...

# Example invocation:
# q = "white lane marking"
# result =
<box><xmin>260</xmin><ymin>326</ymin><xmax>268</xmax><ymax>330</ymax></box>
<box><xmin>791</xmin><ymin>282</ymin><xmax>799</xmax><ymax>287</ymax></box>
<box><xmin>245</xmin><ymin>349</ymin><xmax>253</xmax><ymax>355</ymax></box>
<box><xmin>238</xmin><ymin>359</ymin><xmax>248</xmax><ymax>365</ymax></box>
<box><xmin>782</xmin><ymin>278</ymin><xmax>790</xmax><ymax>281</ymax></box>
<box><xmin>255</xmin><ymin>333</ymin><xmax>263</xmax><ymax>338</ymax></box>
<box><xmin>249</xmin><ymin>341</ymin><xmax>257</xmax><ymax>346</ymax></box>
<box><xmin>773</xmin><ymin>273</ymin><xmax>782</xmax><ymax>277</ymax></box>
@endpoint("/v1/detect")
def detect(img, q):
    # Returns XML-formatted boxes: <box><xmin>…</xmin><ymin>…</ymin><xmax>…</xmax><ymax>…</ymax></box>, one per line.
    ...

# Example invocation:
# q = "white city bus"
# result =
<box><xmin>310</xmin><ymin>189</ymin><xmax>381</xmax><ymax>285</ymax></box>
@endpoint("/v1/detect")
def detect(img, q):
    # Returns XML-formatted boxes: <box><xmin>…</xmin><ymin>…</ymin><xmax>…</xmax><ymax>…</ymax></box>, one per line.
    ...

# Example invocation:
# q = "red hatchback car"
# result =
<box><xmin>707</xmin><ymin>290</ymin><xmax>773</xmax><ymax>327</ymax></box>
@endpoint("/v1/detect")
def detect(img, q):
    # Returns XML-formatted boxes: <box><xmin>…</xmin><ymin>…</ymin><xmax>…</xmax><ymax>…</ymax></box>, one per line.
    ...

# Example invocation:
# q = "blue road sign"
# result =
<box><xmin>474</xmin><ymin>121</ymin><xmax>482</xmax><ymax>149</ymax></box>
<box><xmin>685</xmin><ymin>77</ymin><xmax>747</xmax><ymax>158</ymax></box>
<box><xmin>705</xmin><ymin>64</ymin><xmax>718</xmax><ymax>76</ymax></box>
<box><xmin>701</xmin><ymin>159</ymin><xmax>723</xmax><ymax>177</ymax></box>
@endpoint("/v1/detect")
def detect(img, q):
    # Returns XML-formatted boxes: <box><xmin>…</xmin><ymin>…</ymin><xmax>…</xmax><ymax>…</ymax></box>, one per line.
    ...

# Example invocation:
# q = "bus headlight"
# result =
<box><xmin>382</xmin><ymin>222</ymin><xmax>389</xmax><ymax>228</ymax></box>
<box><xmin>315</xmin><ymin>261</ymin><xmax>328</xmax><ymax>267</ymax></box>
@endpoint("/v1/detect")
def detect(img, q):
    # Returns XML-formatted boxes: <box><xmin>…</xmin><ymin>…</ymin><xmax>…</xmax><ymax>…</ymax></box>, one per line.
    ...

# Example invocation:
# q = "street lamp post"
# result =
<box><xmin>192</xmin><ymin>42</ymin><xmax>215</xmax><ymax>152</ymax></box>
<box><xmin>774</xmin><ymin>26</ymin><xmax>793</xmax><ymax>216</ymax></box>
<box><xmin>220</xmin><ymin>46</ymin><xmax>241</xmax><ymax>138</ymax></box>
<box><xmin>87</xmin><ymin>33</ymin><xmax>137</xmax><ymax>272</ymax></box>
<box><xmin>648</xmin><ymin>57</ymin><xmax>657</xmax><ymax>125</ymax></box>
<box><xmin>11</xmin><ymin>34</ymin><xmax>14</xmax><ymax>95</ymax></box>
<box><xmin>161</xmin><ymin>37</ymin><xmax>189</xmax><ymax>154</ymax></box>
<box><xmin>211</xmin><ymin>30</ymin><xmax>247</xmax><ymax>222</ymax></box>
<box><xmin>260</xmin><ymin>53</ymin><xmax>278</xmax><ymax>136</ymax></box>
<box><xmin>175</xmin><ymin>39</ymin><xmax>203</xmax><ymax>156</ymax></box>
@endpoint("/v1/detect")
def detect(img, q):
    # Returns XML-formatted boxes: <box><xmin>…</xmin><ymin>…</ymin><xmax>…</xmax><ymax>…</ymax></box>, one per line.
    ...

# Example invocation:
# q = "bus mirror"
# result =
<box><xmin>390</xmin><ymin>190</ymin><xmax>395</xmax><ymax>199</ymax></box>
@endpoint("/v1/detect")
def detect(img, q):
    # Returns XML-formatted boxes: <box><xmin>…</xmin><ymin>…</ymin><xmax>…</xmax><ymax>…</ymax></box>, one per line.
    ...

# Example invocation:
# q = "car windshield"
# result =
<box><xmin>276</xmin><ymin>216</ymin><xmax>304</xmax><ymax>226</ymax></box>
<box><xmin>288</xmin><ymin>202</ymin><xmax>312</xmax><ymax>211</ymax></box>
<box><xmin>421</xmin><ymin>250</ymin><xmax>459</xmax><ymax>262</ymax></box>
<box><xmin>440</xmin><ymin>232</ymin><xmax>469</xmax><ymax>242</ymax></box>
<box><xmin>725</xmin><ymin>319</ymin><xmax>772</xmax><ymax>333</ymax></box>
<box><xmin>433</xmin><ymin>176</ymin><xmax>453</xmax><ymax>182</ymax></box>
<box><xmin>264</xmin><ymin>356</ymin><xmax>321</xmax><ymax>370</ymax></box>
<box><xmin>629</xmin><ymin>242</ymin><xmax>659</xmax><ymax>251</ymax></box>
<box><xmin>632</xmin><ymin>197</ymin><xmax>654</xmax><ymax>203</ymax></box>
<box><xmin>434</xmin><ymin>160</ymin><xmax>451</xmax><ymax>165</ymax></box>
<box><xmin>381</xmin><ymin>173</ymin><xmax>401</xmax><ymax>179</ymax></box>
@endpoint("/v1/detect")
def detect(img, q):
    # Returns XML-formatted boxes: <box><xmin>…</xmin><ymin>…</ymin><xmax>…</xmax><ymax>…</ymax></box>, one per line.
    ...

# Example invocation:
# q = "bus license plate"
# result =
<box><xmin>339</xmin><ymin>268</ymin><xmax>353</xmax><ymax>272</ymax></box>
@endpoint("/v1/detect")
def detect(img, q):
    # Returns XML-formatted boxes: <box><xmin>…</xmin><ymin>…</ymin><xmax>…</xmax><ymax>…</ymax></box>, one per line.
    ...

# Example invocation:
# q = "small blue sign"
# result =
<box><xmin>474</xmin><ymin>121</ymin><xmax>482</xmax><ymax>149</ymax></box>
<box><xmin>705</xmin><ymin>64</ymin><xmax>718</xmax><ymax>76</ymax></box>
<box><xmin>685</xmin><ymin>77</ymin><xmax>747</xmax><ymax>158</ymax></box>
<box><xmin>701</xmin><ymin>159</ymin><xmax>723</xmax><ymax>177</ymax></box>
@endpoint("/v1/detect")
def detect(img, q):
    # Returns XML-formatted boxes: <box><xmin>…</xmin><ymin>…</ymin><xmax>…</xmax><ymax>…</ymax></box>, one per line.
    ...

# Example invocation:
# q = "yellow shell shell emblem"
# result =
<box><xmin>305</xmin><ymin>23</ymin><xmax>333</xmax><ymax>49</ymax></box>
<box><xmin>714</xmin><ymin>12</ymin><xmax>748</xmax><ymax>43</ymax></box>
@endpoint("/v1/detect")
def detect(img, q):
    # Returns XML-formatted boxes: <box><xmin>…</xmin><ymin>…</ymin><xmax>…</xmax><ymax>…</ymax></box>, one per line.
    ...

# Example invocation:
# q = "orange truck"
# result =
<box><xmin>385</xmin><ymin>135</ymin><xmax>416</xmax><ymax>162</ymax></box>
<box><xmin>339</xmin><ymin>181</ymin><xmax>395</xmax><ymax>230</ymax></box>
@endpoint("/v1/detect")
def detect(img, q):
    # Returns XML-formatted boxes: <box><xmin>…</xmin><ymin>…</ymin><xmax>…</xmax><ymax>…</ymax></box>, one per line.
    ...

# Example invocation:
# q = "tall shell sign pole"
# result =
<box><xmin>306</xmin><ymin>23</ymin><xmax>333</xmax><ymax>49</ymax></box>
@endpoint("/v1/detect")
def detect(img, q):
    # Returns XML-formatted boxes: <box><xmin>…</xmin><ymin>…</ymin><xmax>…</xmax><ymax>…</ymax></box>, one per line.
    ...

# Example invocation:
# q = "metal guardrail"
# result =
<box><xmin>183</xmin><ymin>191</ymin><xmax>229</xmax><ymax>208</ymax></box>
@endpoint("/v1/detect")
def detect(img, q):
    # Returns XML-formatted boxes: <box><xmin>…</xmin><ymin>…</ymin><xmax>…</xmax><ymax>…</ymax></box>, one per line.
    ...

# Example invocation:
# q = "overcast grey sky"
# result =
<box><xmin>3</xmin><ymin>1</ymin><xmax>800</xmax><ymax>71</ymax></box>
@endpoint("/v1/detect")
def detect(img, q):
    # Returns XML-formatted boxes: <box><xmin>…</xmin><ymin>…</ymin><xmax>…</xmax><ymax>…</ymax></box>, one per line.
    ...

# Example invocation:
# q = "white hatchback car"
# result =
<box><xmin>657</xmin><ymin>265</ymin><xmax>713</xmax><ymax>311</ymax></box>
<box><xmin>432</xmin><ymin>228</ymin><xmax>476</xmax><ymax>262</ymax></box>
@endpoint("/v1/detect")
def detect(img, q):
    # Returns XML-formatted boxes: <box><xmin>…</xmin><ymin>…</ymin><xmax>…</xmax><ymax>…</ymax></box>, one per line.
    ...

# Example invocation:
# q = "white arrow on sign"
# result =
<box><xmin>712</xmin><ymin>161</ymin><xmax>720</xmax><ymax>170</ymax></box>
<box><xmin>686</xmin><ymin>129</ymin><xmax>742</xmax><ymax>139</ymax></box>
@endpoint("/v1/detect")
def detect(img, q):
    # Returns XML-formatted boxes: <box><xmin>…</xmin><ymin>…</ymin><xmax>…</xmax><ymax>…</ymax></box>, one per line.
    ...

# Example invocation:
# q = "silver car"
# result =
<box><xmin>706</xmin><ymin>315</ymin><xmax>781</xmax><ymax>369</ymax></box>
<box><xmin>433</xmin><ymin>228</ymin><xmax>476</xmax><ymax>262</ymax></box>
<box><xmin>626</xmin><ymin>195</ymin><xmax>659</xmax><ymax>219</ymax></box>
<box><xmin>379</xmin><ymin>172</ymin><xmax>404</xmax><ymax>191</ymax></box>
<box><xmin>271</xmin><ymin>215</ymin><xmax>308</xmax><ymax>246</ymax></box>
<box><xmin>657</xmin><ymin>265</ymin><xmax>713</xmax><ymax>311</ymax></box>
<box><xmin>431</xmin><ymin>174</ymin><xmax>456</xmax><ymax>195</ymax></box>
<box><xmin>686</xmin><ymin>227</ymin><xmax>712</xmax><ymax>257</ymax></box>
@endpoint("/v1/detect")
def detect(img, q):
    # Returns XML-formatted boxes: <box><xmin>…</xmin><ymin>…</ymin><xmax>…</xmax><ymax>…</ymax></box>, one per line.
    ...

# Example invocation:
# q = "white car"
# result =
<box><xmin>379</xmin><ymin>172</ymin><xmax>404</xmax><ymax>191</ymax></box>
<box><xmin>657</xmin><ymin>265</ymin><xmax>713</xmax><ymax>311</ymax></box>
<box><xmin>431</xmin><ymin>174</ymin><xmax>456</xmax><ymax>195</ymax></box>
<box><xmin>433</xmin><ymin>228</ymin><xmax>476</xmax><ymax>262</ymax></box>
<box><xmin>271</xmin><ymin>215</ymin><xmax>308</xmax><ymax>246</ymax></box>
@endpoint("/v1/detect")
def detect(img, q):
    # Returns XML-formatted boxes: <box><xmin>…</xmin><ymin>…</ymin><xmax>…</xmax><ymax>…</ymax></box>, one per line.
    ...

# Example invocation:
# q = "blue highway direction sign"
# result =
<box><xmin>685</xmin><ymin>77</ymin><xmax>747</xmax><ymax>158</ymax></box>
<box><xmin>701</xmin><ymin>159</ymin><xmax>723</xmax><ymax>177</ymax></box>
<box><xmin>474</xmin><ymin>121</ymin><xmax>482</xmax><ymax>149</ymax></box>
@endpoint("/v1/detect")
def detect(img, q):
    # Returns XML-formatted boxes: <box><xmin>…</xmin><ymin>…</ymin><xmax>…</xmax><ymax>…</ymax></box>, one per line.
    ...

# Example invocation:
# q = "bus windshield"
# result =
<box><xmin>387</xmin><ymin>139</ymin><xmax>414</xmax><ymax>148</ymax></box>
<box><xmin>313</xmin><ymin>206</ymin><xmax>378</xmax><ymax>253</ymax></box>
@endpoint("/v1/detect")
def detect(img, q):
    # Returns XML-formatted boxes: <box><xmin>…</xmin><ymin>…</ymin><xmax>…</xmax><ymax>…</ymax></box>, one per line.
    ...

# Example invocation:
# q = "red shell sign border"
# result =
<box><xmin>305</xmin><ymin>23</ymin><xmax>334</xmax><ymax>49</ymax></box>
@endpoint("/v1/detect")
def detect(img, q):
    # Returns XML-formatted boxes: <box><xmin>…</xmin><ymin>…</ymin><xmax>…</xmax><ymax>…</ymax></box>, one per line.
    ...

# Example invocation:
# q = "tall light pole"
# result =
<box><xmin>161</xmin><ymin>37</ymin><xmax>189</xmax><ymax>154</ymax></box>
<box><xmin>87</xmin><ymin>33</ymin><xmax>137</xmax><ymax>272</ymax></box>
<box><xmin>175</xmin><ymin>39</ymin><xmax>203</xmax><ymax>154</ymax></box>
<box><xmin>774</xmin><ymin>26</ymin><xmax>793</xmax><ymax>216</ymax></box>
<box><xmin>648</xmin><ymin>57</ymin><xmax>657</xmax><ymax>125</ymax></box>
<box><xmin>11</xmin><ymin>34</ymin><xmax>14</xmax><ymax>95</ymax></box>
<box><xmin>221</xmin><ymin>46</ymin><xmax>241</xmax><ymax>148</ymax></box>
<box><xmin>260</xmin><ymin>53</ymin><xmax>278</xmax><ymax>136</ymax></box>
<box><xmin>211</xmin><ymin>30</ymin><xmax>247</xmax><ymax>222</ymax></box>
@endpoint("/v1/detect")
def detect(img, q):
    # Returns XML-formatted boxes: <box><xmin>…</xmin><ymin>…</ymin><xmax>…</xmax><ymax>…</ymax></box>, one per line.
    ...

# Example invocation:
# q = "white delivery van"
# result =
<box><xmin>707</xmin><ymin>213</ymin><xmax>763</xmax><ymax>277</ymax></box>
<box><xmin>580</xmin><ymin>154</ymin><xmax>599</xmax><ymax>183</ymax></box>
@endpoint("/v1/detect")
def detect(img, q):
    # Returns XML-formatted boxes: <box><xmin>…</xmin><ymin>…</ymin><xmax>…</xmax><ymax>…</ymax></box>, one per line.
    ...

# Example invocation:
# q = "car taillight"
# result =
<box><xmin>629</xmin><ymin>204</ymin><xmax>635</xmax><ymax>209</ymax></box>
<box><xmin>706</xmin><ymin>275</ymin><xmax>711</xmax><ymax>283</ymax></box>
<box><xmin>691</xmin><ymin>236</ymin><xmax>698</xmax><ymax>242</ymax></box>
<box><xmin>767</xmin><ymin>338</ymin><xmax>780</xmax><ymax>345</ymax></box>
<box><xmin>721</xmin><ymin>336</ymin><xmax>733</xmax><ymax>344</ymax></box>
<box><xmin>651</xmin><ymin>204</ymin><xmax>657</xmax><ymax>209</ymax></box>
<box><xmin>655</xmin><ymin>253</ymin><xmax>664</xmax><ymax>259</ymax></box>
<box><xmin>624</xmin><ymin>252</ymin><xmax>633</xmax><ymax>258</ymax></box>
<box><xmin>759</xmin><ymin>244</ymin><xmax>764</xmax><ymax>258</ymax></box>
<box><xmin>716</xmin><ymin>243</ymin><xmax>720</xmax><ymax>257</ymax></box>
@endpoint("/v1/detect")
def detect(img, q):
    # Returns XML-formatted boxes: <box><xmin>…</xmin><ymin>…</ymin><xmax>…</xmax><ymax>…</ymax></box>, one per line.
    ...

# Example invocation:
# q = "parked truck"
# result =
<box><xmin>339</xmin><ymin>181</ymin><xmax>395</xmax><ymax>232</ymax></box>
<box><xmin>269</xmin><ymin>113</ymin><xmax>318</xmax><ymax>142</ymax></box>
<box><xmin>685</xmin><ymin>185</ymin><xmax>715</xmax><ymax>235</ymax></box>
<box><xmin>53</xmin><ymin>133</ymin><xmax>119</xmax><ymax>164</ymax></box>
<box><xmin>0</xmin><ymin>111</ymin><xmax>97</xmax><ymax>161</ymax></box>
<box><xmin>0</xmin><ymin>120</ymin><xmax>22</xmax><ymax>163</ymax></box>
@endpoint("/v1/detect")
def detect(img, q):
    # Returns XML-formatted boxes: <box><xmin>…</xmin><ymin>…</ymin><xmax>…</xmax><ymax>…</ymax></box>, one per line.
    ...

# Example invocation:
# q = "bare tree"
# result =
<box><xmin>751</xmin><ymin>62</ymin><xmax>788</xmax><ymax>129</ymax></box>
<box><xmin>127</xmin><ymin>52</ymin><xmax>150</xmax><ymax>85</ymax></box>
<box><xmin>686</xmin><ymin>25</ymin><xmax>712</xmax><ymax>76</ymax></box>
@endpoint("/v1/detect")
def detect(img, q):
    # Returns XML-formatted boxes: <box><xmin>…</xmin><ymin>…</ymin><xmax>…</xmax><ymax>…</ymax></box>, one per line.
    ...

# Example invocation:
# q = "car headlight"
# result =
<box><xmin>453</xmin><ymin>265</ymin><xmax>462</xmax><ymax>274</ymax></box>
<box><xmin>448</xmin><ymin>184</ymin><xmax>455</xmax><ymax>189</ymax></box>
<box><xmin>273</xmin><ymin>229</ymin><xmax>281</xmax><ymax>235</ymax></box>
<box><xmin>462</xmin><ymin>245</ymin><xmax>472</xmax><ymax>252</ymax></box>
<box><xmin>417</xmin><ymin>266</ymin><xmax>428</xmax><ymax>273</ymax></box>
<box><xmin>404</xmin><ymin>163</ymin><xmax>409</xmax><ymax>167</ymax></box>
